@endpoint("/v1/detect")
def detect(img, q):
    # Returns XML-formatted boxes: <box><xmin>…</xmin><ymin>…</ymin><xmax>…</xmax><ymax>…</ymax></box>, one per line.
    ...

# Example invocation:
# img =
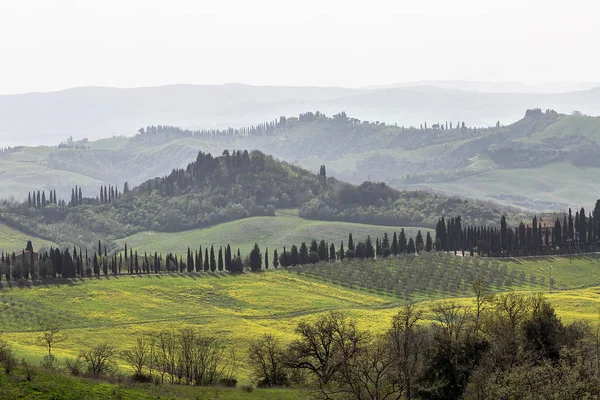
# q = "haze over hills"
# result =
<box><xmin>1</xmin><ymin>83</ymin><xmax>600</xmax><ymax>146</ymax></box>
<box><xmin>1</xmin><ymin>108</ymin><xmax>599</xmax><ymax>212</ymax></box>
<box><xmin>366</xmin><ymin>80</ymin><xmax>600</xmax><ymax>93</ymax></box>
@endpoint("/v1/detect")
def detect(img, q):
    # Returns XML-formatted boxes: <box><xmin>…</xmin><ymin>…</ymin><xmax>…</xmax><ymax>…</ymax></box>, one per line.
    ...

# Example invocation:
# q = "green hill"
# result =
<box><xmin>3</xmin><ymin>109</ymin><xmax>600</xmax><ymax>214</ymax></box>
<box><xmin>115</xmin><ymin>209</ymin><xmax>432</xmax><ymax>256</ymax></box>
<box><xmin>0</xmin><ymin>148</ymin><xmax>514</xmax><ymax>251</ymax></box>
<box><xmin>1</xmin><ymin>255</ymin><xmax>599</xmax><ymax>384</ymax></box>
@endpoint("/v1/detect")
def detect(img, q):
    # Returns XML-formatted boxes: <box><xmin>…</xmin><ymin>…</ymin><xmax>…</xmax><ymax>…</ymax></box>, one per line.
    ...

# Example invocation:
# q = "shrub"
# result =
<box><xmin>218</xmin><ymin>377</ymin><xmax>237</xmax><ymax>387</ymax></box>
<box><xmin>0</xmin><ymin>339</ymin><xmax>17</xmax><ymax>374</ymax></box>
<box><xmin>65</xmin><ymin>357</ymin><xmax>84</xmax><ymax>376</ymax></box>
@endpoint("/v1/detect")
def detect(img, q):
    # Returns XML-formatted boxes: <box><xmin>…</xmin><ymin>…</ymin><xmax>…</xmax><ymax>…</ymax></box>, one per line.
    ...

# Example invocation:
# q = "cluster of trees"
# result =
<box><xmin>435</xmin><ymin>201</ymin><xmax>600</xmax><ymax>256</ymax></box>
<box><xmin>299</xmin><ymin>181</ymin><xmax>512</xmax><ymax>228</ymax></box>
<box><xmin>275</xmin><ymin>230</ymin><xmax>431</xmax><ymax>270</ymax></box>
<box><xmin>246</xmin><ymin>292</ymin><xmax>600</xmax><ymax>399</ymax></box>
<box><xmin>27</xmin><ymin>190</ymin><xmax>62</xmax><ymax>208</ymax></box>
<box><xmin>0</xmin><ymin>240</ymin><xmax>250</xmax><ymax>282</ymax></box>
<box><xmin>2</xmin><ymin>146</ymin><xmax>517</xmax><ymax>252</ymax></box>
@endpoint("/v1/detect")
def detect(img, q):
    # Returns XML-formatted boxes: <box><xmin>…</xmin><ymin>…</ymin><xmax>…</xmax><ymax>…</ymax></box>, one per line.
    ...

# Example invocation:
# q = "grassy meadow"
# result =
<box><xmin>0</xmin><ymin>223</ymin><xmax>57</xmax><ymax>253</ymax></box>
<box><xmin>0</xmin><ymin>254</ymin><xmax>599</xmax><ymax>377</ymax></box>
<box><xmin>116</xmin><ymin>209</ymin><xmax>432</xmax><ymax>256</ymax></box>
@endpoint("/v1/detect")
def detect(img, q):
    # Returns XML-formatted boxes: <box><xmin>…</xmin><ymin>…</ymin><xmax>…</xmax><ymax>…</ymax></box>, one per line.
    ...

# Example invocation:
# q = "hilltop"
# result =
<box><xmin>1</xmin><ymin>109</ymin><xmax>600</xmax><ymax>212</ymax></box>
<box><xmin>0</xmin><ymin>148</ymin><xmax>513</xmax><ymax>251</ymax></box>
<box><xmin>2</xmin><ymin>83</ymin><xmax>600</xmax><ymax>145</ymax></box>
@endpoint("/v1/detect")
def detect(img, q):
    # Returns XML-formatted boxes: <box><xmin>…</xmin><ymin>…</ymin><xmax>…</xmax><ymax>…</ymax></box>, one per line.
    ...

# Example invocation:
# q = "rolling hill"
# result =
<box><xmin>2</xmin><ymin>83</ymin><xmax>600</xmax><ymax>146</ymax></box>
<box><xmin>0</xmin><ymin>147</ymin><xmax>511</xmax><ymax>252</ymax></box>
<box><xmin>1</xmin><ymin>108</ymin><xmax>600</xmax><ymax>213</ymax></box>
<box><xmin>114</xmin><ymin>209</ymin><xmax>432</xmax><ymax>256</ymax></box>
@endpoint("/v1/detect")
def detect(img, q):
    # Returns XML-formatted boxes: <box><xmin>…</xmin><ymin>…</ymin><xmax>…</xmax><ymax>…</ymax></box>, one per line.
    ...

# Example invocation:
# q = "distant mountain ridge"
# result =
<box><xmin>1</xmin><ymin>83</ymin><xmax>600</xmax><ymax>146</ymax></box>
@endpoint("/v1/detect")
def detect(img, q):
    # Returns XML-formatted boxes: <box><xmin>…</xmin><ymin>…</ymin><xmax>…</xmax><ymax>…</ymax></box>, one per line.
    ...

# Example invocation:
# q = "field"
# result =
<box><xmin>116</xmin><ymin>209</ymin><xmax>432</xmax><ymax>256</ymax></box>
<box><xmin>0</xmin><ymin>253</ymin><xmax>599</xmax><ymax>398</ymax></box>
<box><xmin>0</xmin><ymin>223</ymin><xmax>57</xmax><ymax>253</ymax></box>
<box><xmin>0</xmin><ymin>254</ymin><xmax>599</xmax><ymax>365</ymax></box>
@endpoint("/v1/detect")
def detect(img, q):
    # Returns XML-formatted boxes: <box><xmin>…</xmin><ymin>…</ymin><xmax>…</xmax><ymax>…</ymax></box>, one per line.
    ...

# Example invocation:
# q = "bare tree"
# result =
<box><xmin>248</xmin><ymin>333</ymin><xmax>288</xmax><ymax>387</ymax></box>
<box><xmin>388</xmin><ymin>305</ymin><xmax>427</xmax><ymax>399</ymax></box>
<box><xmin>121</xmin><ymin>336</ymin><xmax>151</xmax><ymax>379</ymax></box>
<box><xmin>37</xmin><ymin>319</ymin><xmax>67</xmax><ymax>357</ymax></box>
<box><xmin>286</xmin><ymin>311</ymin><xmax>369</xmax><ymax>397</ymax></box>
<box><xmin>81</xmin><ymin>342</ymin><xmax>116</xmax><ymax>377</ymax></box>
<box><xmin>471</xmin><ymin>278</ymin><xmax>493</xmax><ymax>332</ymax></box>
<box><xmin>342</xmin><ymin>335</ymin><xmax>401</xmax><ymax>400</ymax></box>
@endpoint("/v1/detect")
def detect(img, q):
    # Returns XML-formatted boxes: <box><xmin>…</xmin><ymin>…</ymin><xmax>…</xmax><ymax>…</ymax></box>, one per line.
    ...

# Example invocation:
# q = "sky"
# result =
<box><xmin>0</xmin><ymin>0</ymin><xmax>599</xmax><ymax>94</ymax></box>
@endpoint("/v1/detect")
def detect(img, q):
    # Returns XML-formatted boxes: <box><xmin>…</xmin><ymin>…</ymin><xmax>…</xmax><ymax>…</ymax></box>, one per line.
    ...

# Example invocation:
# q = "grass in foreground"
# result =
<box><xmin>0</xmin><ymin>365</ymin><xmax>307</xmax><ymax>400</ymax></box>
<box><xmin>0</xmin><ymin>255</ymin><xmax>598</xmax><ymax>383</ymax></box>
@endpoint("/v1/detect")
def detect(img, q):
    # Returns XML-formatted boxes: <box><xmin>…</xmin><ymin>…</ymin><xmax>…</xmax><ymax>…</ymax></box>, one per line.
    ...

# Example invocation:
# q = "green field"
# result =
<box><xmin>0</xmin><ymin>223</ymin><xmax>57</xmax><ymax>253</ymax></box>
<box><xmin>0</xmin><ymin>253</ymin><xmax>599</xmax><ymax>398</ymax></box>
<box><xmin>116</xmin><ymin>210</ymin><xmax>432</xmax><ymax>256</ymax></box>
<box><xmin>1</xmin><ymin>254</ymin><xmax>599</xmax><ymax>371</ymax></box>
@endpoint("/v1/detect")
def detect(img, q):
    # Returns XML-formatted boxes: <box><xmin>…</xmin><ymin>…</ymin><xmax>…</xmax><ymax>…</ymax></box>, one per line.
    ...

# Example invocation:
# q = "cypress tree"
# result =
<box><xmin>298</xmin><ymin>242</ymin><xmax>309</xmax><ymax>265</ymax></box>
<box><xmin>348</xmin><ymin>233</ymin><xmax>354</xmax><ymax>251</ymax></box>
<box><xmin>218</xmin><ymin>247</ymin><xmax>224</xmax><ymax>272</ymax></box>
<box><xmin>210</xmin><ymin>246</ymin><xmax>216</xmax><ymax>272</ymax></box>
<box><xmin>329</xmin><ymin>243</ymin><xmax>336</xmax><ymax>262</ymax></box>
<box><xmin>204</xmin><ymin>248</ymin><xmax>209</xmax><ymax>272</ymax></box>
<box><xmin>339</xmin><ymin>241</ymin><xmax>345</xmax><ymax>261</ymax></box>
<box><xmin>273</xmin><ymin>249</ymin><xmax>279</xmax><ymax>268</ymax></box>
<box><xmin>187</xmin><ymin>247</ymin><xmax>194</xmax><ymax>273</ymax></box>
<box><xmin>197</xmin><ymin>246</ymin><xmax>203</xmax><ymax>273</ymax></box>
<box><xmin>264</xmin><ymin>247</ymin><xmax>269</xmax><ymax>269</ymax></box>
<box><xmin>249</xmin><ymin>243</ymin><xmax>262</xmax><ymax>272</ymax></box>
<box><xmin>318</xmin><ymin>240</ymin><xmax>328</xmax><ymax>262</ymax></box>
<box><xmin>290</xmin><ymin>245</ymin><xmax>299</xmax><ymax>266</ymax></box>
<box><xmin>426</xmin><ymin>232</ymin><xmax>433</xmax><ymax>252</ymax></box>
<box><xmin>568</xmin><ymin>208</ymin><xmax>574</xmax><ymax>241</ymax></box>
<box><xmin>391</xmin><ymin>232</ymin><xmax>399</xmax><ymax>255</ymax></box>
<box><xmin>415</xmin><ymin>230</ymin><xmax>424</xmax><ymax>253</ymax></box>
<box><xmin>398</xmin><ymin>229</ymin><xmax>407</xmax><ymax>254</ymax></box>
<box><xmin>365</xmin><ymin>236</ymin><xmax>375</xmax><ymax>258</ymax></box>
<box><xmin>381</xmin><ymin>233</ymin><xmax>390</xmax><ymax>251</ymax></box>
<box><xmin>225</xmin><ymin>245</ymin><xmax>232</xmax><ymax>271</ymax></box>
<box><xmin>93</xmin><ymin>253</ymin><xmax>99</xmax><ymax>276</ymax></box>
<box><xmin>407</xmin><ymin>237</ymin><xmax>416</xmax><ymax>254</ymax></box>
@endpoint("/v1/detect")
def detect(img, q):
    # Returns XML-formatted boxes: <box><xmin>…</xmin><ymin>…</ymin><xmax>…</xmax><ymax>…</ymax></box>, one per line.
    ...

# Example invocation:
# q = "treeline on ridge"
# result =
<box><xmin>0</xmin><ymin>149</ymin><xmax>517</xmax><ymax>251</ymax></box>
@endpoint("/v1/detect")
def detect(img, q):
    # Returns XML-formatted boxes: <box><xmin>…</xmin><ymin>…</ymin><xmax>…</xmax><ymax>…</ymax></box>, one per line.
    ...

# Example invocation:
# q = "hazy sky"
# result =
<box><xmin>1</xmin><ymin>0</ymin><xmax>598</xmax><ymax>94</ymax></box>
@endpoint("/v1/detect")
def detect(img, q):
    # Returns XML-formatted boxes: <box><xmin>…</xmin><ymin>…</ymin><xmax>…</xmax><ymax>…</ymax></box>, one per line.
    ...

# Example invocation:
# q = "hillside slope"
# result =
<box><xmin>2</xmin><ymin>108</ymin><xmax>600</xmax><ymax>212</ymax></box>
<box><xmin>0</xmin><ymin>149</ymin><xmax>514</xmax><ymax>251</ymax></box>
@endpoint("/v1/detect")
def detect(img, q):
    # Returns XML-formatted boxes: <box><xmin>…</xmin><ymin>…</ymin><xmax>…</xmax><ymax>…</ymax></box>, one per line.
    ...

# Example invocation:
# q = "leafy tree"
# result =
<box><xmin>249</xmin><ymin>243</ymin><xmax>262</xmax><ymax>272</ymax></box>
<box><xmin>290</xmin><ymin>245</ymin><xmax>299</xmax><ymax>266</ymax></box>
